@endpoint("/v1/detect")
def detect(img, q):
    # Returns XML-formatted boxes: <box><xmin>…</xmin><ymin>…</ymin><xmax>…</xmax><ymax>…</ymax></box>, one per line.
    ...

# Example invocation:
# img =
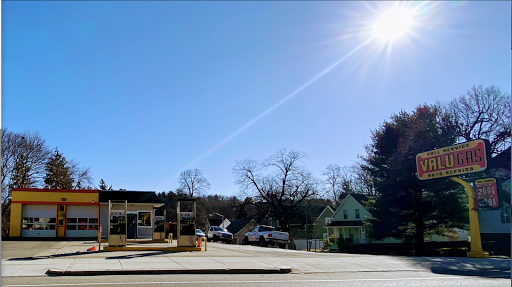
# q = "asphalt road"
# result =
<box><xmin>1</xmin><ymin>241</ymin><xmax>510</xmax><ymax>286</ymax></box>
<box><xmin>1</xmin><ymin>271</ymin><xmax>510</xmax><ymax>287</ymax></box>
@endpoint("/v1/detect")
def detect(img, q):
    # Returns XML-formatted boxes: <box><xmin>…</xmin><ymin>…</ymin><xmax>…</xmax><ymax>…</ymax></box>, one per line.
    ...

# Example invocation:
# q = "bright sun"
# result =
<box><xmin>373</xmin><ymin>7</ymin><xmax>415</xmax><ymax>41</ymax></box>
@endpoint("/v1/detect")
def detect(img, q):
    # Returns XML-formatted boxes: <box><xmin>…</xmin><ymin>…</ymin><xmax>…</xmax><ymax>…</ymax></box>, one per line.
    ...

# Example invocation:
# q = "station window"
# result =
<box><xmin>138</xmin><ymin>212</ymin><xmax>151</xmax><ymax>226</ymax></box>
<box><xmin>65</xmin><ymin>218</ymin><xmax>99</xmax><ymax>231</ymax></box>
<box><xmin>22</xmin><ymin>217</ymin><xmax>56</xmax><ymax>230</ymax></box>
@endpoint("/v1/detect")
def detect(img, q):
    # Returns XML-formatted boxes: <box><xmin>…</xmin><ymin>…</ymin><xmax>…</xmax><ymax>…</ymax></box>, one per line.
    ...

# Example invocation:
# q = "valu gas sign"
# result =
<box><xmin>416</xmin><ymin>139</ymin><xmax>489</xmax><ymax>180</ymax></box>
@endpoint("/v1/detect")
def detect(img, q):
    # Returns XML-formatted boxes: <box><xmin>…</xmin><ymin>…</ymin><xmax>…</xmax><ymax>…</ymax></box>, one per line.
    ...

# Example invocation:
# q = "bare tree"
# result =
<box><xmin>1</xmin><ymin>129</ymin><xmax>51</xmax><ymax>200</ymax></box>
<box><xmin>178</xmin><ymin>168</ymin><xmax>211</xmax><ymax>198</ymax></box>
<box><xmin>349</xmin><ymin>160</ymin><xmax>376</xmax><ymax>195</ymax></box>
<box><xmin>321</xmin><ymin>164</ymin><xmax>349</xmax><ymax>208</ymax></box>
<box><xmin>232</xmin><ymin>148</ymin><xmax>319</xmax><ymax>232</ymax></box>
<box><xmin>1</xmin><ymin>129</ymin><xmax>51</xmax><ymax>237</ymax></box>
<box><xmin>440</xmin><ymin>85</ymin><xmax>511</xmax><ymax>155</ymax></box>
<box><xmin>68</xmin><ymin>160</ymin><xmax>94</xmax><ymax>189</ymax></box>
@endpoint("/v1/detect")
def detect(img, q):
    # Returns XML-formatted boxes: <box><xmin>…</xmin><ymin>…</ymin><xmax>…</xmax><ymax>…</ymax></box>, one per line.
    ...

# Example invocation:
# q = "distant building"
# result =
<box><xmin>226</xmin><ymin>218</ymin><xmax>258</xmax><ymax>244</ymax></box>
<box><xmin>478</xmin><ymin>147</ymin><xmax>511</xmax><ymax>256</ymax></box>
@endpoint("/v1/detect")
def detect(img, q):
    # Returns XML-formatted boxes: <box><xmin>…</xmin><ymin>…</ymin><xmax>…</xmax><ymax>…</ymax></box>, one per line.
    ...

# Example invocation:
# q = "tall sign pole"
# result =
<box><xmin>416</xmin><ymin>139</ymin><xmax>490</xmax><ymax>258</ymax></box>
<box><xmin>450</xmin><ymin>177</ymin><xmax>487</xmax><ymax>258</ymax></box>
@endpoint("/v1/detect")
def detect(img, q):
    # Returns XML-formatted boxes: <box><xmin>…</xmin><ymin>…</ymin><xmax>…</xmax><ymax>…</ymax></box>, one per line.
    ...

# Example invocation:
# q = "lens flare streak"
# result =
<box><xmin>157</xmin><ymin>38</ymin><xmax>373</xmax><ymax>189</ymax></box>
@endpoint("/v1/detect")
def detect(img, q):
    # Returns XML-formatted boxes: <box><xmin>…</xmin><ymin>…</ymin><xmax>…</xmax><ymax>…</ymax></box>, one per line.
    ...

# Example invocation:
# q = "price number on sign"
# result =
<box><xmin>477</xmin><ymin>186</ymin><xmax>495</xmax><ymax>196</ymax></box>
<box><xmin>475</xmin><ymin>178</ymin><xmax>499</xmax><ymax>209</ymax></box>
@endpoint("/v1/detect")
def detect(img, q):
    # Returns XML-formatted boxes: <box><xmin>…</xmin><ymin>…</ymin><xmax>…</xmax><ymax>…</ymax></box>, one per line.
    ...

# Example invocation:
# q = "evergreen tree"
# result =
<box><xmin>98</xmin><ymin>179</ymin><xmax>113</xmax><ymax>190</ymax></box>
<box><xmin>43</xmin><ymin>148</ymin><xmax>73</xmax><ymax>189</ymax></box>
<box><xmin>363</xmin><ymin>105</ymin><xmax>468</xmax><ymax>243</ymax></box>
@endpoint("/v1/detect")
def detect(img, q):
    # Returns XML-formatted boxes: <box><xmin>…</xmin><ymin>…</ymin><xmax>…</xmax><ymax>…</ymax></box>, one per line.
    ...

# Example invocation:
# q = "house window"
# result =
<box><xmin>343</xmin><ymin>210</ymin><xmax>347</xmax><ymax>219</ymax></box>
<box><xmin>355</xmin><ymin>209</ymin><xmax>360</xmax><ymax>219</ymax></box>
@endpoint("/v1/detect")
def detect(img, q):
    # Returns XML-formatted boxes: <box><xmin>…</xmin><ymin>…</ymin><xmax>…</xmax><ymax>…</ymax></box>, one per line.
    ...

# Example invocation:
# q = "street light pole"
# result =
<box><xmin>306</xmin><ymin>203</ymin><xmax>309</xmax><ymax>251</ymax></box>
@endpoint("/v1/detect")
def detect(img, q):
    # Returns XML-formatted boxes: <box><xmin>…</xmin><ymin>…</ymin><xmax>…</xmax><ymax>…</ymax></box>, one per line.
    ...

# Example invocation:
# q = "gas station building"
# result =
<box><xmin>9</xmin><ymin>188</ymin><xmax>164</xmax><ymax>239</ymax></box>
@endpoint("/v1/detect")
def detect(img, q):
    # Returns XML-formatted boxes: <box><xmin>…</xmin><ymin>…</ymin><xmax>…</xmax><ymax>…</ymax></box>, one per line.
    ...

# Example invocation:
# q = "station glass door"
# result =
<box><xmin>127</xmin><ymin>213</ymin><xmax>137</xmax><ymax>239</ymax></box>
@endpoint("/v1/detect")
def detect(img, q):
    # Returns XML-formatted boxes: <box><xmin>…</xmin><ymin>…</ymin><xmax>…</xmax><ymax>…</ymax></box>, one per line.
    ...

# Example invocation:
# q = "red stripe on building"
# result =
<box><xmin>11</xmin><ymin>188</ymin><xmax>98</xmax><ymax>193</ymax></box>
<box><xmin>11</xmin><ymin>201</ymin><xmax>99</xmax><ymax>205</ymax></box>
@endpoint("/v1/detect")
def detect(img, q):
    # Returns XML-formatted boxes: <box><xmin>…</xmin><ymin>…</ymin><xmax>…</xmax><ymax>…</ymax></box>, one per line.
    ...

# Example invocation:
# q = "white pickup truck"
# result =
<box><xmin>243</xmin><ymin>225</ymin><xmax>290</xmax><ymax>248</ymax></box>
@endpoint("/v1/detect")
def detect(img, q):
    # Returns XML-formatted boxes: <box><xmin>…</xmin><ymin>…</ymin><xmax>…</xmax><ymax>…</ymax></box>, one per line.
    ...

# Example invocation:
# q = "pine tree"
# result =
<box><xmin>43</xmin><ymin>148</ymin><xmax>73</xmax><ymax>189</ymax></box>
<box><xmin>98</xmin><ymin>179</ymin><xmax>113</xmax><ymax>190</ymax></box>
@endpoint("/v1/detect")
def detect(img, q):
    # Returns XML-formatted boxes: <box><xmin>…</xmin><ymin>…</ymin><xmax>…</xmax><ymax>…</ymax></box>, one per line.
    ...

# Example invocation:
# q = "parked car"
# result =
<box><xmin>243</xmin><ymin>225</ymin><xmax>289</xmax><ymax>248</ymax></box>
<box><xmin>207</xmin><ymin>226</ymin><xmax>233</xmax><ymax>243</ymax></box>
<box><xmin>196</xmin><ymin>229</ymin><xmax>206</xmax><ymax>239</ymax></box>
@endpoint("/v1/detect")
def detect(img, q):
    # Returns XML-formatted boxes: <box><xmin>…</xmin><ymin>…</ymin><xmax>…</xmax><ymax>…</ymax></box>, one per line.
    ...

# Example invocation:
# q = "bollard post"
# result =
<box><xmin>168</xmin><ymin>233</ymin><xmax>173</xmax><ymax>244</ymax></box>
<box><xmin>202</xmin><ymin>237</ymin><xmax>207</xmax><ymax>251</ymax></box>
<box><xmin>97</xmin><ymin>231</ymin><xmax>101</xmax><ymax>251</ymax></box>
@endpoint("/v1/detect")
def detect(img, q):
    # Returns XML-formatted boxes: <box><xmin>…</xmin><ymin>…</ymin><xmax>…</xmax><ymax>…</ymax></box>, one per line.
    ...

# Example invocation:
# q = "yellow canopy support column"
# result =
<box><xmin>451</xmin><ymin>177</ymin><xmax>489</xmax><ymax>258</ymax></box>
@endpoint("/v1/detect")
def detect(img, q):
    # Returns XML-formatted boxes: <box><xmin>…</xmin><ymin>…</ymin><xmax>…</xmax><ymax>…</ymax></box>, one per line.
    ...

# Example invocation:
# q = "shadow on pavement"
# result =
<box><xmin>404</xmin><ymin>256</ymin><xmax>511</xmax><ymax>278</ymax></box>
<box><xmin>6</xmin><ymin>250</ymin><xmax>188</xmax><ymax>261</ymax></box>
<box><xmin>105</xmin><ymin>251</ymin><xmax>168</xmax><ymax>259</ymax></box>
<box><xmin>6</xmin><ymin>251</ymin><xmax>100</xmax><ymax>261</ymax></box>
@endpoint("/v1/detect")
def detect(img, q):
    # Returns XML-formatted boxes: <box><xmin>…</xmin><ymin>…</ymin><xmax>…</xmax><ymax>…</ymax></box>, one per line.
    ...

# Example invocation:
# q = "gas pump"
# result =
<box><xmin>177</xmin><ymin>199</ymin><xmax>196</xmax><ymax>247</ymax></box>
<box><xmin>108</xmin><ymin>200</ymin><xmax>127</xmax><ymax>247</ymax></box>
<box><xmin>153</xmin><ymin>208</ymin><xmax>166</xmax><ymax>240</ymax></box>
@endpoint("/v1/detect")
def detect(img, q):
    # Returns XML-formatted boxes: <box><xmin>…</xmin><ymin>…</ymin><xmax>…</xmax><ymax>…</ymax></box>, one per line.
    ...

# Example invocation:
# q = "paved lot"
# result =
<box><xmin>1</xmin><ymin>240</ymin><xmax>60</xmax><ymax>259</ymax></box>
<box><xmin>1</xmin><ymin>240</ymin><xmax>510</xmax><ymax>277</ymax></box>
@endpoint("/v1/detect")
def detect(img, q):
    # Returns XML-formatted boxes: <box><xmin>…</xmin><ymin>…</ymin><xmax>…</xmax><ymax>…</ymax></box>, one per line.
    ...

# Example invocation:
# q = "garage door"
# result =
<box><xmin>22</xmin><ymin>205</ymin><xmax>57</xmax><ymax>237</ymax></box>
<box><xmin>66</xmin><ymin>205</ymin><xmax>99</xmax><ymax>237</ymax></box>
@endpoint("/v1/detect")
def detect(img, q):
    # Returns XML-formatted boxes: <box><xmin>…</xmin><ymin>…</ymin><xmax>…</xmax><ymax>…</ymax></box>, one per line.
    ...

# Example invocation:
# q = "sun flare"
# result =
<box><xmin>373</xmin><ymin>7</ymin><xmax>415</xmax><ymax>41</ymax></box>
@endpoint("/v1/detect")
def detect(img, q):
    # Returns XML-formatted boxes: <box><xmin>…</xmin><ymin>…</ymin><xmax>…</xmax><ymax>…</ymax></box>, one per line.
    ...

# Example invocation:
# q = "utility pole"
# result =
<box><xmin>306</xmin><ymin>203</ymin><xmax>309</xmax><ymax>251</ymax></box>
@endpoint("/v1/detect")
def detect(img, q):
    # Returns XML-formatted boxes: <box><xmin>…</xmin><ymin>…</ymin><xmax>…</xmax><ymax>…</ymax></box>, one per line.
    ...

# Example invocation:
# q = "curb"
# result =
<box><xmin>47</xmin><ymin>267</ymin><xmax>292</xmax><ymax>276</ymax></box>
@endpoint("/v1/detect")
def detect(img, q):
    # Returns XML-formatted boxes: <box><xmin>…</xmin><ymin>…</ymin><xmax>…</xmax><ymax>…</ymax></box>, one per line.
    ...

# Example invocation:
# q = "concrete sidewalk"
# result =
<box><xmin>2</xmin><ymin>241</ymin><xmax>510</xmax><ymax>277</ymax></box>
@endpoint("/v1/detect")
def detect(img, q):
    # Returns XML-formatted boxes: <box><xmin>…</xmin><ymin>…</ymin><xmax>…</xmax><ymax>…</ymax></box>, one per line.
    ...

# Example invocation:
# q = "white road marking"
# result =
<box><xmin>4</xmin><ymin>276</ymin><xmax>508</xmax><ymax>286</ymax></box>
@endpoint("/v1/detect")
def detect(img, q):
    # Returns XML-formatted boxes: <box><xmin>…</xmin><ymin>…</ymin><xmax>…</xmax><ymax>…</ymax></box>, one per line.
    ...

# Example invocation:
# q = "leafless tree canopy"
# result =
<box><xmin>232</xmin><ymin>148</ymin><xmax>319</xmax><ymax>231</ymax></box>
<box><xmin>1</xmin><ymin>129</ymin><xmax>52</xmax><ymax>201</ymax></box>
<box><xmin>441</xmin><ymin>85</ymin><xmax>511</xmax><ymax>155</ymax></box>
<box><xmin>178</xmin><ymin>168</ymin><xmax>211</xmax><ymax>198</ymax></box>
<box><xmin>321</xmin><ymin>162</ymin><xmax>375</xmax><ymax>207</ymax></box>
<box><xmin>321</xmin><ymin>164</ymin><xmax>347</xmax><ymax>208</ymax></box>
<box><xmin>1</xmin><ymin>129</ymin><xmax>52</xmax><ymax>236</ymax></box>
<box><xmin>68</xmin><ymin>160</ymin><xmax>94</xmax><ymax>189</ymax></box>
<box><xmin>349</xmin><ymin>160</ymin><xmax>376</xmax><ymax>196</ymax></box>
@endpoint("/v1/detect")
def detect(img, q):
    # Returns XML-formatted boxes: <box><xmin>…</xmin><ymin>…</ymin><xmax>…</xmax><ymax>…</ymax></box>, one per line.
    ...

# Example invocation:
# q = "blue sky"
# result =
<box><xmin>2</xmin><ymin>1</ymin><xmax>510</xmax><ymax>196</ymax></box>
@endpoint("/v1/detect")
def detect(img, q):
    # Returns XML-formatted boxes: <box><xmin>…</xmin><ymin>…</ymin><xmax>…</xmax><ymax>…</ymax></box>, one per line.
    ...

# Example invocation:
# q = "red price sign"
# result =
<box><xmin>475</xmin><ymin>178</ymin><xmax>499</xmax><ymax>210</ymax></box>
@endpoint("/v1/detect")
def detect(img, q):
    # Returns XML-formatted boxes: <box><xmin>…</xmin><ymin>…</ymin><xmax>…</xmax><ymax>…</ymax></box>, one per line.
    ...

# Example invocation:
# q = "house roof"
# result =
<box><xmin>349</xmin><ymin>194</ymin><xmax>369</xmax><ymax>207</ymax></box>
<box><xmin>99</xmin><ymin>190</ymin><xmax>163</xmax><ymax>205</ymax></box>
<box><xmin>226</xmin><ymin>219</ymin><xmax>257</xmax><ymax>235</ymax></box>
<box><xmin>289</xmin><ymin>205</ymin><xmax>328</xmax><ymax>224</ymax></box>
<box><xmin>332</xmin><ymin>193</ymin><xmax>371</xmax><ymax>220</ymax></box>
<box><xmin>313</xmin><ymin>206</ymin><xmax>335</xmax><ymax>223</ymax></box>
<box><xmin>329</xmin><ymin>220</ymin><xmax>363</xmax><ymax>227</ymax></box>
